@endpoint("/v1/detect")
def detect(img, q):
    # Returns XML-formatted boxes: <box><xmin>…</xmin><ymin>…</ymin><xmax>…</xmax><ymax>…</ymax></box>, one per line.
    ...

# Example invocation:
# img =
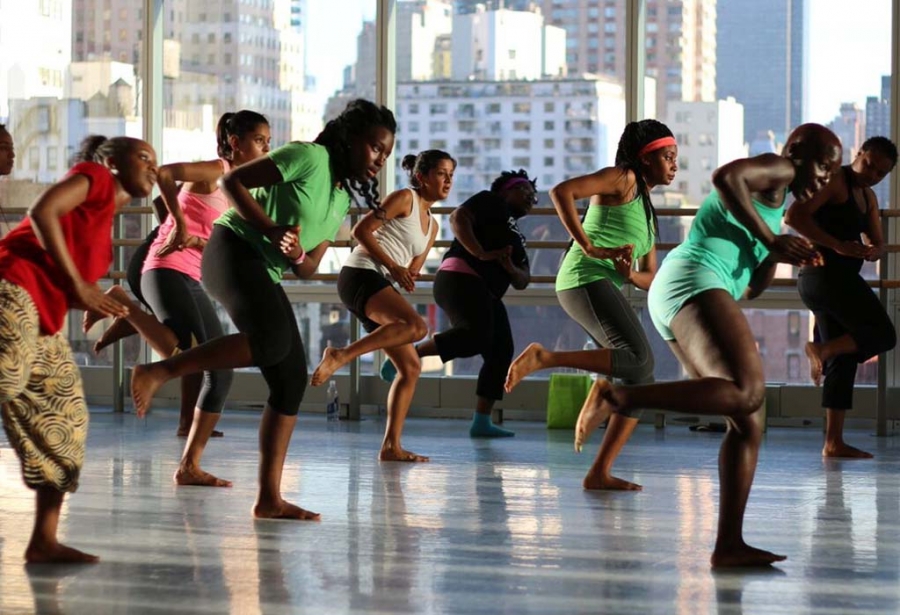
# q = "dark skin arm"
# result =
<box><xmin>743</xmin><ymin>256</ymin><xmax>778</xmax><ymax>300</ymax></box>
<box><xmin>290</xmin><ymin>241</ymin><xmax>330</xmax><ymax>279</ymax></box>
<box><xmin>29</xmin><ymin>175</ymin><xmax>128</xmax><ymax>318</ymax></box>
<box><xmin>498</xmin><ymin>247</ymin><xmax>531</xmax><ymax>290</ymax></box>
<box><xmin>218</xmin><ymin>156</ymin><xmax>300</xmax><ymax>258</ymax></box>
<box><xmin>784</xmin><ymin>172</ymin><xmax>870</xmax><ymax>259</ymax></box>
<box><xmin>861</xmin><ymin>185</ymin><xmax>885</xmax><ymax>261</ymax></box>
<box><xmin>549</xmin><ymin>167</ymin><xmax>636</xmax><ymax>260</ymax></box>
<box><xmin>449</xmin><ymin>207</ymin><xmax>507</xmax><ymax>261</ymax></box>
<box><xmin>713</xmin><ymin>154</ymin><xmax>819</xmax><ymax>266</ymax></box>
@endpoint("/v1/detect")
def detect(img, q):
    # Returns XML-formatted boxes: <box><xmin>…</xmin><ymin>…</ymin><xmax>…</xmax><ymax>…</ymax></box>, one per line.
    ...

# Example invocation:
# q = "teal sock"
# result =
<box><xmin>470</xmin><ymin>412</ymin><xmax>515</xmax><ymax>438</ymax></box>
<box><xmin>380</xmin><ymin>357</ymin><xmax>397</xmax><ymax>383</ymax></box>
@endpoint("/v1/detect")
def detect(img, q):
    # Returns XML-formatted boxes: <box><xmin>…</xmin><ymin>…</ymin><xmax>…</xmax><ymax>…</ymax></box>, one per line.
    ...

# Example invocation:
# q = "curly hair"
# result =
<box><xmin>314</xmin><ymin>99</ymin><xmax>397</xmax><ymax>212</ymax></box>
<box><xmin>861</xmin><ymin>136</ymin><xmax>898</xmax><ymax>167</ymax></box>
<box><xmin>489</xmin><ymin>168</ymin><xmax>537</xmax><ymax>193</ymax></box>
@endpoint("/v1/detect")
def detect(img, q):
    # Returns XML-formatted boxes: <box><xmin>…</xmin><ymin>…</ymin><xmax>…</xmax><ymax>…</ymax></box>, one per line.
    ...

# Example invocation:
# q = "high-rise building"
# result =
<box><xmin>866</xmin><ymin>75</ymin><xmax>892</xmax><ymax>207</ymax></box>
<box><xmin>716</xmin><ymin>0</ymin><xmax>809</xmax><ymax>143</ymax></box>
<box><xmin>72</xmin><ymin>0</ymin><xmax>313</xmax><ymax>142</ymax></box>
<box><xmin>828</xmin><ymin>103</ymin><xmax>865</xmax><ymax>165</ymax></box>
<box><xmin>536</xmin><ymin>0</ymin><xmax>716</xmax><ymax>120</ymax></box>
<box><xmin>398</xmin><ymin>0</ymin><xmax>453</xmax><ymax>82</ymax></box>
<box><xmin>451</xmin><ymin>6</ymin><xmax>566</xmax><ymax>81</ymax></box>
<box><xmin>665</xmin><ymin>97</ymin><xmax>745</xmax><ymax>206</ymax></box>
<box><xmin>0</xmin><ymin>0</ymin><xmax>72</xmax><ymax>119</ymax></box>
<box><xmin>394</xmin><ymin>78</ymin><xmax>625</xmax><ymax>207</ymax></box>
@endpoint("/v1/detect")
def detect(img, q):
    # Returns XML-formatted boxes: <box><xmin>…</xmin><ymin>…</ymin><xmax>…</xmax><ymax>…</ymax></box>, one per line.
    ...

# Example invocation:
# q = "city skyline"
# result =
<box><xmin>309</xmin><ymin>0</ymin><xmax>891</xmax><ymax>128</ymax></box>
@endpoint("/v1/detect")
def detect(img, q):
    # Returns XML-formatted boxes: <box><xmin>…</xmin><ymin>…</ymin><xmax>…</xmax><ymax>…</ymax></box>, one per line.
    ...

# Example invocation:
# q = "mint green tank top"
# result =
<box><xmin>555</xmin><ymin>195</ymin><xmax>655</xmax><ymax>291</ymax></box>
<box><xmin>666</xmin><ymin>190</ymin><xmax>786</xmax><ymax>300</ymax></box>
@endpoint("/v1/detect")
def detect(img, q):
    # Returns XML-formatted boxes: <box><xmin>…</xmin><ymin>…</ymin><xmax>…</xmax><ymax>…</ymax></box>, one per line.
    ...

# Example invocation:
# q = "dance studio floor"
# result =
<box><xmin>3</xmin><ymin>412</ymin><xmax>900</xmax><ymax>614</ymax></box>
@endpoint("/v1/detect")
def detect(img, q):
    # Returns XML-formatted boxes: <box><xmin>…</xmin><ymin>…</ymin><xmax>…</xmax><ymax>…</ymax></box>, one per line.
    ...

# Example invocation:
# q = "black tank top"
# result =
<box><xmin>811</xmin><ymin>166</ymin><xmax>871</xmax><ymax>274</ymax></box>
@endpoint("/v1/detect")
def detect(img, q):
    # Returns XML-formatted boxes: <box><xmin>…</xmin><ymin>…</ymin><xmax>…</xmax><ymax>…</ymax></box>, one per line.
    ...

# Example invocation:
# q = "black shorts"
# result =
<box><xmin>337</xmin><ymin>266</ymin><xmax>396</xmax><ymax>333</ymax></box>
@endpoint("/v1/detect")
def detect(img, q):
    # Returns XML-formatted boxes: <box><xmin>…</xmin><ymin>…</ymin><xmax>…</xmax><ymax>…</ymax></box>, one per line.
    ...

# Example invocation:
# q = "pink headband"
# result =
<box><xmin>499</xmin><ymin>177</ymin><xmax>533</xmax><ymax>191</ymax></box>
<box><xmin>638</xmin><ymin>136</ymin><xmax>677</xmax><ymax>157</ymax></box>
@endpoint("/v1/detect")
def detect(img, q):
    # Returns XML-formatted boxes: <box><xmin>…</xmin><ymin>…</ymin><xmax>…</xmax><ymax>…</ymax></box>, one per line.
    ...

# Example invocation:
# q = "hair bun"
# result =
<box><xmin>401</xmin><ymin>154</ymin><xmax>417</xmax><ymax>171</ymax></box>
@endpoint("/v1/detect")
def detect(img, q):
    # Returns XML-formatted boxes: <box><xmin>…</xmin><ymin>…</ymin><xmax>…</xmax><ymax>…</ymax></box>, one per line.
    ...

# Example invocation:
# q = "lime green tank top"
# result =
<box><xmin>666</xmin><ymin>190</ymin><xmax>785</xmax><ymax>300</ymax></box>
<box><xmin>555</xmin><ymin>195</ymin><xmax>655</xmax><ymax>291</ymax></box>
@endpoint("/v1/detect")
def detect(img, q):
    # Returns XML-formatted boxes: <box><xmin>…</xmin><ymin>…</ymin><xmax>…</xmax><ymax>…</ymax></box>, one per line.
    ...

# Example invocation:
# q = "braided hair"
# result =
<box><xmin>216</xmin><ymin>110</ymin><xmax>269</xmax><ymax>159</ymax></box>
<box><xmin>613</xmin><ymin>119</ymin><xmax>674</xmax><ymax>239</ymax></box>
<box><xmin>314</xmin><ymin>99</ymin><xmax>397</xmax><ymax>212</ymax></box>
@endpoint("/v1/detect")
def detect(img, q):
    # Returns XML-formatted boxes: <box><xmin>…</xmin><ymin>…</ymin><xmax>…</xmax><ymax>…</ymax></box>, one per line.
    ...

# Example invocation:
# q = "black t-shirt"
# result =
<box><xmin>443</xmin><ymin>190</ymin><xmax>529</xmax><ymax>298</ymax></box>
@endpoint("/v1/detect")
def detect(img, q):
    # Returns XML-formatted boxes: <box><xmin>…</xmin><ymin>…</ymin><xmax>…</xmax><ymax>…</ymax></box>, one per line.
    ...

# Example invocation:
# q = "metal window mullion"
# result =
<box><xmin>625</xmin><ymin>0</ymin><xmax>646</xmax><ymax>123</ymax></box>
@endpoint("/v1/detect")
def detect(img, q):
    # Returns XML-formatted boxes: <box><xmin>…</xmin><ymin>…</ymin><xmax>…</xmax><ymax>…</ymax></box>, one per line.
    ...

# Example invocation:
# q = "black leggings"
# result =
<box><xmin>432</xmin><ymin>270</ymin><xmax>512</xmax><ymax>401</ymax></box>
<box><xmin>202</xmin><ymin>226</ymin><xmax>307</xmax><ymax>416</ymax></box>
<box><xmin>798</xmin><ymin>267</ymin><xmax>896</xmax><ymax>410</ymax></box>
<box><xmin>126</xmin><ymin>226</ymin><xmax>159</xmax><ymax>310</ymax></box>
<box><xmin>141</xmin><ymin>268</ymin><xmax>233</xmax><ymax>413</ymax></box>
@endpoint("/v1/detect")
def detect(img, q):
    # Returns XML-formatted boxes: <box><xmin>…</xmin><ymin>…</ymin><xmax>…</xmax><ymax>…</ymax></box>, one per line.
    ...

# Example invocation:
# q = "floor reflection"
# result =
<box><xmin>2</xmin><ymin>413</ymin><xmax>900</xmax><ymax>613</ymax></box>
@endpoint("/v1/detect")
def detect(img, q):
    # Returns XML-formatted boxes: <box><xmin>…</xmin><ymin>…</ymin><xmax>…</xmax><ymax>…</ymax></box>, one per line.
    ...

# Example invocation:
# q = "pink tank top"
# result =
<box><xmin>142</xmin><ymin>159</ymin><xmax>231</xmax><ymax>281</ymax></box>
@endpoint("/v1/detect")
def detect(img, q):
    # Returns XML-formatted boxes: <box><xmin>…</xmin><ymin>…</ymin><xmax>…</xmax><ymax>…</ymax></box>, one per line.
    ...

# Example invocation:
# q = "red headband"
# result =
<box><xmin>638</xmin><ymin>136</ymin><xmax>677</xmax><ymax>157</ymax></box>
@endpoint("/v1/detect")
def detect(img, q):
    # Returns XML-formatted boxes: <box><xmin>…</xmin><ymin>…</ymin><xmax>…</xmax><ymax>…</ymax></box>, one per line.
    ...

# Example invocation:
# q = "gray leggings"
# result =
<box><xmin>557</xmin><ymin>279</ymin><xmax>655</xmax><ymax>418</ymax></box>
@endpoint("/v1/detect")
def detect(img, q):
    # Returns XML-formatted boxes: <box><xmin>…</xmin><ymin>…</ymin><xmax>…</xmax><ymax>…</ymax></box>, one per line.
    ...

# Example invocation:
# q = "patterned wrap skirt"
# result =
<box><xmin>0</xmin><ymin>279</ymin><xmax>88</xmax><ymax>492</ymax></box>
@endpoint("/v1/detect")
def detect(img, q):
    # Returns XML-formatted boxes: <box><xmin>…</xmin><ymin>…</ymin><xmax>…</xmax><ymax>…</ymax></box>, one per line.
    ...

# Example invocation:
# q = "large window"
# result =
<box><xmin>0</xmin><ymin>0</ymin><xmax>896</xmax><ymax>405</ymax></box>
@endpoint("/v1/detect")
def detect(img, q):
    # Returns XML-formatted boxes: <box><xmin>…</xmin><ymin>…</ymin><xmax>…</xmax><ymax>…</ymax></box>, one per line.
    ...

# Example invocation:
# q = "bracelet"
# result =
<box><xmin>291</xmin><ymin>247</ymin><xmax>306</xmax><ymax>265</ymax></box>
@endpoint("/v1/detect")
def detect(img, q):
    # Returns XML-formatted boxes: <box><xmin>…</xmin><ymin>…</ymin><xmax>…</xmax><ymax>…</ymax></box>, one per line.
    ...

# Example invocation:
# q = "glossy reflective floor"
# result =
<box><xmin>2</xmin><ymin>413</ymin><xmax>900</xmax><ymax>614</ymax></box>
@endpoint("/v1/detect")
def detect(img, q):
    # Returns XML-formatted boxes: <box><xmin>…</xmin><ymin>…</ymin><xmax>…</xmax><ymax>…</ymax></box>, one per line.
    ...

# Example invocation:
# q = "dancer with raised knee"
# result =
<box><xmin>0</xmin><ymin>135</ymin><xmax>157</xmax><ymax>562</ymax></box>
<box><xmin>86</xmin><ymin>112</ymin><xmax>270</xmax><ymax>456</ymax></box>
<box><xmin>311</xmin><ymin>150</ymin><xmax>454</xmax><ymax>461</ymax></box>
<box><xmin>574</xmin><ymin>123</ymin><xmax>839</xmax><ymax>567</ymax></box>
<box><xmin>382</xmin><ymin>169</ymin><xmax>536</xmax><ymax>438</ymax></box>
<box><xmin>505</xmin><ymin>120</ymin><xmax>677</xmax><ymax>490</ymax></box>
<box><xmin>130</xmin><ymin>99</ymin><xmax>396</xmax><ymax>520</ymax></box>
<box><xmin>786</xmin><ymin>136</ymin><xmax>898</xmax><ymax>458</ymax></box>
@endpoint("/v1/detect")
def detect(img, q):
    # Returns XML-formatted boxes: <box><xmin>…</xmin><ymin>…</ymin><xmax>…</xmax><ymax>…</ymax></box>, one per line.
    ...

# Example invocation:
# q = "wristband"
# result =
<box><xmin>291</xmin><ymin>247</ymin><xmax>306</xmax><ymax>265</ymax></box>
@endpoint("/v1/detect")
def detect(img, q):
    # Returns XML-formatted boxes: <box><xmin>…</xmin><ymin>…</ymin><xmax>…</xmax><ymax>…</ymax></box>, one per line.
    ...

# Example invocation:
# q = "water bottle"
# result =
<box><xmin>326</xmin><ymin>380</ymin><xmax>340</xmax><ymax>422</ymax></box>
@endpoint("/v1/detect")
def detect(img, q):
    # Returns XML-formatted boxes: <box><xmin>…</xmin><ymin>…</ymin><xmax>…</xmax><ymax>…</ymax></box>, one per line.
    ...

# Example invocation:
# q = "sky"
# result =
<box><xmin>304</xmin><ymin>0</ymin><xmax>893</xmax><ymax>126</ymax></box>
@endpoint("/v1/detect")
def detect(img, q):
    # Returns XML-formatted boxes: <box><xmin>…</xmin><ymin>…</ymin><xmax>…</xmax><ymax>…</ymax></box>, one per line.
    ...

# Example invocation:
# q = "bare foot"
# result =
<box><xmin>131</xmin><ymin>363</ymin><xmax>168</xmax><ymax>417</ymax></box>
<box><xmin>583</xmin><ymin>472</ymin><xmax>642</xmax><ymax>491</ymax></box>
<box><xmin>25</xmin><ymin>542</ymin><xmax>99</xmax><ymax>564</ymax></box>
<box><xmin>93</xmin><ymin>317</ymin><xmax>138</xmax><ymax>353</ymax></box>
<box><xmin>823</xmin><ymin>442</ymin><xmax>873</xmax><ymax>459</ymax></box>
<box><xmin>505</xmin><ymin>343</ymin><xmax>547</xmax><ymax>393</ymax></box>
<box><xmin>177</xmin><ymin>428</ymin><xmax>224</xmax><ymax>438</ymax></box>
<box><xmin>575</xmin><ymin>379</ymin><xmax>616</xmax><ymax>453</ymax></box>
<box><xmin>82</xmin><ymin>308</ymin><xmax>105</xmax><ymax>334</ymax></box>
<box><xmin>804</xmin><ymin>342</ymin><xmax>824</xmax><ymax>386</ymax></box>
<box><xmin>174</xmin><ymin>465</ymin><xmax>232</xmax><ymax>487</ymax></box>
<box><xmin>310</xmin><ymin>346</ymin><xmax>344</xmax><ymax>387</ymax></box>
<box><xmin>253</xmin><ymin>499</ymin><xmax>320</xmax><ymax>520</ymax></box>
<box><xmin>379</xmin><ymin>446</ymin><xmax>430</xmax><ymax>462</ymax></box>
<box><xmin>710</xmin><ymin>543</ymin><xmax>786</xmax><ymax>568</ymax></box>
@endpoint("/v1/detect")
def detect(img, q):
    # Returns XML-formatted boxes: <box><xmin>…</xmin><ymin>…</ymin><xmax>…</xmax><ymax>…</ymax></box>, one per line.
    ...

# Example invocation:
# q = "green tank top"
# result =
<box><xmin>555</xmin><ymin>195</ymin><xmax>655</xmax><ymax>291</ymax></box>
<box><xmin>667</xmin><ymin>190</ymin><xmax>786</xmax><ymax>300</ymax></box>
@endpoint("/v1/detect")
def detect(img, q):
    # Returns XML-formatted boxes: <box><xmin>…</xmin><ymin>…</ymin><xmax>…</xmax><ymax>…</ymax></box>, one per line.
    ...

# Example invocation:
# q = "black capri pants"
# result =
<box><xmin>141</xmin><ymin>267</ymin><xmax>233</xmax><ymax>414</ymax></box>
<box><xmin>202</xmin><ymin>226</ymin><xmax>307</xmax><ymax>416</ymax></box>
<box><xmin>432</xmin><ymin>270</ymin><xmax>513</xmax><ymax>401</ymax></box>
<box><xmin>798</xmin><ymin>266</ymin><xmax>896</xmax><ymax>410</ymax></box>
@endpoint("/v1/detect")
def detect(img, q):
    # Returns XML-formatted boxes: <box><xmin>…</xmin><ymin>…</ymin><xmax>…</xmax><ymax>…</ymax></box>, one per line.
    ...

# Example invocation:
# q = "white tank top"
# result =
<box><xmin>344</xmin><ymin>188</ymin><xmax>437</xmax><ymax>280</ymax></box>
